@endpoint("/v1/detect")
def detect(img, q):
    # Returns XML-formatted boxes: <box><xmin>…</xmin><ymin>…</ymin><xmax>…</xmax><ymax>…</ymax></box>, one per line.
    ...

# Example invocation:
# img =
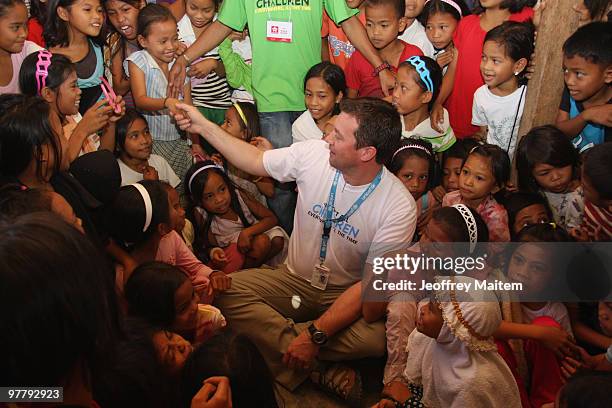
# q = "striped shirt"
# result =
<box><xmin>583</xmin><ymin>200</ymin><xmax>612</xmax><ymax>241</ymax></box>
<box><xmin>177</xmin><ymin>15</ymin><xmax>232</xmax><ymax>110</ymax></box>
<box><xmin>124</xmin><ymin>50</ymin><xmax>185</xmax><ymax>142</ymax></box>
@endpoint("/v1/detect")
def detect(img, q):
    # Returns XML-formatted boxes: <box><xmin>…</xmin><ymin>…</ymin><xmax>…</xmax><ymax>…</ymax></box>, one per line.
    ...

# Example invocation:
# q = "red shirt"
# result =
<box><xmin>446</xmin><ymin>8</ymin><xmax>533</xmax><ymax>138</ymax></box>
<box><xmin>27</xmin><ymin>18</ymin><xmax>45</xmax><ymax>47</ymax></box>
<box><xmin>346</xmin><ymin>40</ymin><xmax>423</xmax><ymax>98</ymax></box>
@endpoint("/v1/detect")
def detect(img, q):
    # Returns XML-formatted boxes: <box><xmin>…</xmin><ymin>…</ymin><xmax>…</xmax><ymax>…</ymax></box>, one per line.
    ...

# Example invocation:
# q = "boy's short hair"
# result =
<box><xmin>563</xmin><ymin>21</ymin><xmax>612</xmax><ymax>67</ymax></box>
<box><xmin>365</xmin><ymin>0</ymin><xmax>405</xmax><ymax>19</ymax></box>
<box><xmin>584</xmin><ymin>142</ymin><xmax>612</xmax><ymax>200</ymax></box>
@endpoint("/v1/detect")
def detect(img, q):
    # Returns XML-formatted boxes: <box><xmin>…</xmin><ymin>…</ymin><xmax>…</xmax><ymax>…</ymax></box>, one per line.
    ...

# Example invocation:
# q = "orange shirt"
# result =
<box><xmin>321</xmin><ymin>9</ymin><xmax>366</xmax><ymax>71</ymax></box>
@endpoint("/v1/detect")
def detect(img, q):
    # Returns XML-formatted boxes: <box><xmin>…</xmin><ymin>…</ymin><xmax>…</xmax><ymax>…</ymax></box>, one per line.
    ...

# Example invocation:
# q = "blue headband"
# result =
<box><xmin>405</xmin><ymin>56</ymin><xmax>434</xmax><ymax>93</ymax></box>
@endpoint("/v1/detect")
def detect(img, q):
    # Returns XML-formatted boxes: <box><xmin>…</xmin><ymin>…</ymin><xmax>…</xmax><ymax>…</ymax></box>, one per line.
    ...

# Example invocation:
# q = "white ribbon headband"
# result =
<box><xmin>131</xmin><ymin>183</ymin><xmax>153</xmax><ymax>232</ymax></box>
<box><xmin>392</xmin><ymin>143</ymin><xmax>432</xmax><ymax>160</ymax></box>
<box><xmin>452</xmin><ymin>204</ymin><xmax>477</xmax><ymax>254</ymax></box>
<box><xmin>188</xmin><ymin>164</ymin><xmax>224</xmax><ymax>193</ymax></box>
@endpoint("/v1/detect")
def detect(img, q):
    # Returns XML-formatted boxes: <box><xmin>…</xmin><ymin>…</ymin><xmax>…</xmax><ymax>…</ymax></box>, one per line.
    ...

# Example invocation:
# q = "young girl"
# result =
<box><xmin>392</xmin><ymin>55</ymin><xmax>456</xmax><ymax>152</ymax></box>
<box><xmin>421</xmin><ymin>0</ymin><xmax>468</xmax><ymax>128</ymax></box>
<box><xmin>115</xmin><ymin>109</ymin><xmax>181</xmax><ymax>187</ymax></box>
<box><xmin>442</xmin><ymin>143</ymin><xmax>511</xmax><ymax>242</ymax></box>
<box><xmin>125</xmin><ymin>4</ymin><xmax>197</xmax><ymax>182</ymax></box>
<box><xmin>26</xmin><ymin>0</ymin><xmax>47</xmax><ymax>47</ymax></box>
<box><xmin>185</xmin><ymin>161</ymin><xmax>287</xmax><ymax>272</ymax></box>
<box><xmin>0</xmin><ymin>94</ymin><xmax>62</xmax><ymax>189</ymax></box>
<box><xmin>381</xmin><ymin>205</ymin><xmax>489</xmax><ymax>388</ymax></box>
<box><xmin>376</xmin><ymin>275</ymin><xmax>521</xmax><ymax>408</ymax></box>
<box><xmin>110</xmin><ymin>180</ymin><xmax>231</xmax><ymax>300</ymax></box>
<box><xmin>0</xmin><ymin>0</ymin><xmax>41</xmax><ymax>95</ymax></box>
<box><xmin>472</xmin><ymin>21</ymin><xmax>534</xmax><ymax>161</ymax></box>
<box><xmin>387</xmin><ymin>138</ymin><xmax>438</xmax><ymax>237</ymax></box>
<box><xmin>220</xmin><ymin>102</ymin><xmax>275</xmax><ymax>205</ymax></box>
<box><xmin>503</xmin><ymin>191</ymin><xmax>552</xmax><ymax>238</ymax></box>
<box><xmin>178</xmin><ymin>0</ymin><xmax>232</xmax><ymax>125</ymax></box>
<box><xmin>45</xmin><ymin>0</ymin><xmax>107</xmax><ymax>114</ymax></box>
<box><xmin>516</xmin><ymin>125</ymin><xmax>584</xmax><ymax>231</ymax></box>
<box><xmin>432</xmin><ymin>138</ymin><xmax>478</xmax><ymax>201</ymax></box>
<box><xmin>496</xmin><ymin>223</ymin><xmax>577</xmax><ymax>408</ymax></box>
<box><xmin>445</xmin><ymin>0</ymin><xmax>533</xmax><ymax>138</ymax></box>
<box><xmin>125</xmin><ymin>261</ymin><xmax>226</xmax><ymax>345</ymax></box>
<box><xmin>103</xmin><ymin>0</ymin><xmax>145</xmax><ymax>107</ymax></box>
<box><xmin>292</xmin><ymin>62</ymin><xmax>345</xmax><ymax>144</ymax></box>
<box><xmin>20</xmin><ymin>50</ymin><xmax>125</xmax><ymax>166</ymax></box>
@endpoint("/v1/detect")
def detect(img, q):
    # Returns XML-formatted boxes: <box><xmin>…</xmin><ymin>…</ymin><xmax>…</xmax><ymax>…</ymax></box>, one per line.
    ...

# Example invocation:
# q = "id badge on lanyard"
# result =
<box><xmin>266</xmin><ymin>20</ymin><xmax>293</xmax><ymax>42</ymax></box>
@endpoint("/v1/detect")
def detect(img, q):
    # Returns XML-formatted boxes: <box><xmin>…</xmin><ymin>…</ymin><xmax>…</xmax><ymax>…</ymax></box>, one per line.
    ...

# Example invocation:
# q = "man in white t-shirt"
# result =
<box><xmin>173</xmin><ymin>98</ymin><xmax>416</xmax><ymax>403</ymax></box>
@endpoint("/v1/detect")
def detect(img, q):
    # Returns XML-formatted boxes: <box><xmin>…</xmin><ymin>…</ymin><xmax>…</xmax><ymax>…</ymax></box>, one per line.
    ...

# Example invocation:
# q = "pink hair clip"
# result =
<box><xmin>35</xmin><ymin>50</ymin><xmax>52</xmax><ymax>96</ymax></box>
<box><xmin>100</xmin><ymin>76</ymin><xmax>122</xmax><ymax>114</ymax></box>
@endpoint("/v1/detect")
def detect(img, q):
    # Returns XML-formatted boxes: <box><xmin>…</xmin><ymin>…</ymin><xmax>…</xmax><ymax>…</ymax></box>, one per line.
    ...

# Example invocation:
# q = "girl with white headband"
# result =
<box><xmin>110</xmin><ymin>180</ymin><xmax>231</xmax><ymax>303</ymax></box>
<box><xmin>387</xmin><ymin>138</ymin><xmax>439</xmax><ymax>240</ymax></box>
<box><xmin>392</xmin><ymin>56</ymin><xmax>456</xmax><ymax>153</ymax></box>
<box><xmin>185</xmin><ymin>160</ymin><xmax>288</xmax><ymax>273</ymax></box>
<box><xmin>379</xmin><ymin>205</ymin><xmax>490</xmax><ymax>389</ymax></box>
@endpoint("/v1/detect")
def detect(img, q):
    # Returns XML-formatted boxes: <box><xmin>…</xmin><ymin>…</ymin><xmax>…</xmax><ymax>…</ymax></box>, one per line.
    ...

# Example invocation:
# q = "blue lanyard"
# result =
<box><xmin>319</xmin><ymin>170</ymin><xmax>383</xmax><ymax>263</ymax></box>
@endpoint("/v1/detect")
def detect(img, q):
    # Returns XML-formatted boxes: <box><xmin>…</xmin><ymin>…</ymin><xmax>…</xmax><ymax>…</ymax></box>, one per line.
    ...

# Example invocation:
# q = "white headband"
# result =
<box><xmin>452</xmin><ymin>204</ymin><xmax>477</xmax><ymax>254</ymax></box>
<box><xmin>392</xmin><ymin>143</ymin><xmax>432</xmax><ymax>160</ymax></box>
<box><xmin>131</xmin><ymin>183</ymin><xmax>153</xmax><ymax>233</ymax></box>
<box><xmin>188</xmin><ymin>164</ymin><xmax>224</xmax><ymax>192</ymax></box>
<box><xmin>425</xmin><ymin>0</ymin><xmax>462</xmax><ymax>16</ymax></box>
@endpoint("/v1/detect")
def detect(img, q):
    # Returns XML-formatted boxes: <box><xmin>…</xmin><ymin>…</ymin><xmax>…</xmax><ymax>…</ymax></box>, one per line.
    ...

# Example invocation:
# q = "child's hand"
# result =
<box><xmin>208</xmin><ymin>271</ymin><xmax>232</xmax><ymax>295</ymax></box>
<box><xmin>560</xmin><ymin>355</ymin><xmax>582</xmax><ymax>381</ymax></box>
<box><xmin>142</xmin><ymin>165</ymin><xmax>159</xmax><ymax>181</ymax></box>
<box><xmin>210</xmin><ymin>153</ymin><xmax>224</xmax><ymax>166</ymax></box>
<box><xmin>436</xmin><ymin>49</ymin><xmax>454</xmax><ymax>68</ymax></box>
<box><xmin>432</xmin><ymin>185</ymin><xmax>446</xmax><ymax>203</ymax></box>
<box><xmin>569</xmin><ymin>226</ymin><xmax>591</xmax><ymax>242</ymax></box>
<box><xmin>173</xmin><ymin>102</ymin><xmax>212</xmax><ymax>135</ymax></box>
<box><xmin>191</xmin><ymin>376</ymin><xmax>232</xmax><ymax>408</ymax></box>
<box><xmin>109</xmin><ymin>94</ymin><xmax>126</xmax><ymax>123</ymax></box>
<box><xmin>79</xmin><ymin>99</ymin><xmax>113</xmax><ymax>134</ymax></box>
<box><xmin>210</xmin><ymin>247</ymin><xmax>228</xmax><ymax>268</ymax></box>
<box><xmin>250</xmin><ymin>136</ymin><xmax>274</xmax><ymax>152</ymax></box>
<box><xmin>430</xmin><ymin>103</ymin><xmax>445</xmax><ymax>133</ymax></box>
<box><xmin>175</xmin><ymin>42</ymin><xmax>188</xmax><ymax>57</ymax></box>
<box><xmin>237</xmin><ymin>230</ymin><xmax>252</xmax><ymax>253</ymax></box>
<box><xmin>188</xmin><ymin>59</ymin><xmax>218</xmax><ymax>79</ymax></box>
<box><xmin>164</xmin><ymin>97</ymin><xmax>181</xmax><ymax>115</ymax></box>
<box><xmin>582</xmin><ymin>104</ymin><xmax>612</xmax><ymax>127</ymax></box>
<box><xmin>537</xmin><ymin>325</ymin><xmax>577</xmax><ymax>358</ymax></box>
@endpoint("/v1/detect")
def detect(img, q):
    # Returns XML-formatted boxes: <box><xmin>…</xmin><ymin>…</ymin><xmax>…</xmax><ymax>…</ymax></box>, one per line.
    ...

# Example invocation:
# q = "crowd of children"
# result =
<box><xmin>1</xmin><ymin>0</ymin><xmax>612</xmax><ymax>406</ymax></box>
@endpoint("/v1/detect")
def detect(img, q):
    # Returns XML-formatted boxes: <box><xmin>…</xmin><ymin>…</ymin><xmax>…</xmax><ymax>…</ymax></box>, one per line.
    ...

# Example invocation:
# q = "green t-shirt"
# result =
<box><xmin>219</xmin><ymin>0</ymin><xmax>357</xmax><ymax>112</ymax></box>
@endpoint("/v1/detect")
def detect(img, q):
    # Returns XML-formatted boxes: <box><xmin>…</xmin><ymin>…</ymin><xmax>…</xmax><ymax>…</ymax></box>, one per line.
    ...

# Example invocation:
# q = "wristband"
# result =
<box><xmin>183</xmin><ymin>53</ymin><xmax>192</xmax><ymax>66</ymax></box>
<box><xmin>372</xmin><ymin>62</ymin><xmax>391</xmax><ymax>77</ymax></box>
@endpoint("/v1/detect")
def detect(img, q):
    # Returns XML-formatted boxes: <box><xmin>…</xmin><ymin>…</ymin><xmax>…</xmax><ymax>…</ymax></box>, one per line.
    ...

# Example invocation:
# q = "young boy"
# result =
<box><xmin>556</xmin><ymin>22</ymin><xmax>612</xmax><ymax>154</ymax></box>
<box><xmin>346</xmin><ymin>0</ymin><xmax>424</xmax><ymax>98</ymax></box>
<box><xmin>578</xmin><ymin>142</ymin><xmax>612</xmax><ymax>241</ymax></box>
<box><xmin>321</xmin><ymin>0</ymin><xmax>367</xmax><ymax>70</ymax></box>
<box><xmin>398</xmin><ymin>0</ymin><xmax>435</xmax><ymax>57</ymax></box>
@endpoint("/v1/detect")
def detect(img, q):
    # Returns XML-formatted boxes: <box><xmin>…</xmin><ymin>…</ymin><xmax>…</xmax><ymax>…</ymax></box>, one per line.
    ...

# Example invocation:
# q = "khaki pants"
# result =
<box><xmin>214</xmin><ymin>265</ymin><xmax>386</xmax><ymax>391</ymax></box>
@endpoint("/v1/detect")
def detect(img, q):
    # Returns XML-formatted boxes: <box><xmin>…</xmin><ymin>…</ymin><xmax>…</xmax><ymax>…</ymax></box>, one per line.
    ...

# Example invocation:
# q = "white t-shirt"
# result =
<box><xmin>472</xmin><ymin>85</ymin><xmax>526</xmax><ymax>161</ymax></box>
<box><xmin>398</xmin><ymin>20</ymin><xmax>435</xmax><ymax>58</ymax></box>
<box><xmin>292</xmin><ymin>111</ymin><xmax>323</xmax><ymax>144</ymax></box>
<box><xmin>263</xmin><ymin>139</ymin><xmax>416</xmax><ymax>286</ymax></box>
<box><xmin>118</xmin><ymin>154</ymin><xmax>181</xmax><ymax>187</ymax></box>
<box><xmin>521</xmin><ymin>302</ymin><xmax>573</xmax><ymax>336</ymax></box>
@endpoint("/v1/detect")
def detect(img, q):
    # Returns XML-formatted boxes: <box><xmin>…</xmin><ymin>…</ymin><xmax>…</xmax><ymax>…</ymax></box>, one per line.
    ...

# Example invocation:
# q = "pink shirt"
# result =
<box><xmin>346</xmin><ymin>40</ymin><xmax>423</xmax><ymax>98</ymax></box>
<box><xmin>157</xmin><ymin>230</ymin><xmax>214</xmax><ymax>302</ymax></box>
<box><xmin>442</xmin><ymin>189</ymin><xmax>510</xmax><ymax>242</ymax></box>
<box><xmin>0</xmin><ymin>41</ymin><xmax>41</xmax><ymax>95</ymax></box>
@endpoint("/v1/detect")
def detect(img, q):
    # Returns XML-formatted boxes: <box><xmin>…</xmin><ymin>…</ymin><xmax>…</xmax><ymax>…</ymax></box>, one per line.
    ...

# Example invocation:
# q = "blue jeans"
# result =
<box><xmin>259</xmin><ymin>111</ymin><xmax>303</xmax><ymax>234</ymax></box>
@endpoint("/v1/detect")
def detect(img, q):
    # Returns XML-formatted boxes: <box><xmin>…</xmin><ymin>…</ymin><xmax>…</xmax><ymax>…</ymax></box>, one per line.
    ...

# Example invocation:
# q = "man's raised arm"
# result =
<box><xmin>174</xmin><ymin>103</ymin><xmax>269</xmax><ymax>177</ymax></box>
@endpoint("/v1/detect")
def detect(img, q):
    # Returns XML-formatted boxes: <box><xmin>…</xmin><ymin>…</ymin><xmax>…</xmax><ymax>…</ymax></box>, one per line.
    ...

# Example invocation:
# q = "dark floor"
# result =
<box><xmin>284</xmin><ymin>358</ymin><xmax>385</xmax><ymax>407</ymax></box>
